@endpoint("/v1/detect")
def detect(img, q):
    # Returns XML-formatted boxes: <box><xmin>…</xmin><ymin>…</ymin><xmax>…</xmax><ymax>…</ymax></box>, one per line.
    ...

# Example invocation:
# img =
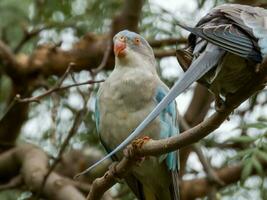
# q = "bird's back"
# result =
<box><xmin>177</xmin><ymin>3</ymin><xmax>264</xmax><ymax>97</ymax></box>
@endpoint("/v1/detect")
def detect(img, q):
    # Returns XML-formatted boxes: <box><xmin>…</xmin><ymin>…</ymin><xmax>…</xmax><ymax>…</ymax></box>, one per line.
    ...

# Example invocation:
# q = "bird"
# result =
<box><xmin>76</xmin><ymin>3</ymin><xmax>267</xmax><ymax>191</ymax></box>
<box><xmin>176</xmin><ymin>3</ymin><xmax>266</xmax><ymax>109</ymax></box>
<box><xmin>77</xmin><ymin>30</ymin><xmax>180</xmax><ymax>200</ymax></box>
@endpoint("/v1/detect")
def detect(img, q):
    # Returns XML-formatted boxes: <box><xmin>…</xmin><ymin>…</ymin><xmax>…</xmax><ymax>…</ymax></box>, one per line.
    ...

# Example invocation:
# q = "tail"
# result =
<box><xmin>171</xmin><ymin>170</ymin><xmax>180</xmax><ymax>200</ymax></box>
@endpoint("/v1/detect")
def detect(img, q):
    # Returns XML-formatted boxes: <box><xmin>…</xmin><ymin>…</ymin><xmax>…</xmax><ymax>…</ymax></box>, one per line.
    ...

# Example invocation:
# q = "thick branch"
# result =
<box><xmin>0</xmin><ymin>144</ymin><xmax>86</xmax><ymax>200</ymax></box>
<box><xmin>181</xmin><ymin>158</ymin><xmax>267</xmax><ymax>200</ymax></box>
<box><xmin>0</xmin><ymin>40</ymin><xmax>21</xmax><ymax>77</ymax></box>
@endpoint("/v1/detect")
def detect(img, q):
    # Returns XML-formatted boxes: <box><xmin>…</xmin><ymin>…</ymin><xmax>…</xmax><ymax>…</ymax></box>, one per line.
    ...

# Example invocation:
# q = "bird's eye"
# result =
<box><xmin>134</xmin><ymin>37</ymin><xmax>141</xmax><ymax>45</ymax></box>
<box><xmin>119</xmin><ymin>36</ymin><xmax>126</xmax><ymax>41</ymax></box>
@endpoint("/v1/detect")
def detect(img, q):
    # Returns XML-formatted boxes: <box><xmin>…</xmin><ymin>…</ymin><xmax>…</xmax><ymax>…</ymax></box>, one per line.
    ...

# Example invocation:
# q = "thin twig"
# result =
<box><xmin>0</xmin><ymin>95</ymin><xmax>20</xmax><ymax>121</ymax></box>
<box><xmin>180</xmin><ymin>116</ymin><xmax>224</xmax><ymax>186</ymax></box>
<box><xmin>14</xmin><ymin>26</ymin><xmax>50</xmax><ymax>53</ymax></box>
<box><xmin>40</xmin><ymin>109</ymin><xmax>87</xmax><ymax>188</ymax></box>
<box><xmin>37</xmin><ymin>70</ymin><xmax>96</xmax><ymax>197</ymax></box>
<box><xmin>0</xmin><ymin>63</ymin><xmax>72</xmax><ymax>123</ymax></box>
<box><xmin>17</xmin><ymin>79</ymin><xmax>104</xmax><ymax>103</ymax></box>
<box><xmin>14</xmin><ymin>62</ymin><xmax>104</xmax><ymax>103</ymax></box>
<box><xmin>149</xmin><ymin>37</ymin><xmax>187</xmax><ymax>48</ymax></box>
<box><xmin>92</xmin><ymin>34</ymin><xmax>112</xmax><ymax>74</ymax></box>
<box><xmin>194</xmin><ymin>144</ymin><xmax>224</xmax><ymax>185</ymax></box>
<box><xmin>38</xmin><ymin>97</ymin><xmax>90</xmax><ymax>196</ymax></box>
<box><xmin>0</xmin><ymin>65</ymin><xmax>103</xmax><ymax>124</ymax></box>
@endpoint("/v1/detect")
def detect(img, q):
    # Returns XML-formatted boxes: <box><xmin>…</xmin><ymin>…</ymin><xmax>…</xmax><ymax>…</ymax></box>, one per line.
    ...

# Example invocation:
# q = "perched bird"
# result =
<box><xmin>78</xmin><ymin>30</ymin><xmax>180</xmax><ymax>200</ymax></box>
<box><xmin>77</xmin><ymin>4</ymin><xmax>267</xmax><ymax>193</ymax></box>
<box><xmin>176</xmin><ymin>3</ymin><xmax>266</xmax><ymax>108</ymax></box>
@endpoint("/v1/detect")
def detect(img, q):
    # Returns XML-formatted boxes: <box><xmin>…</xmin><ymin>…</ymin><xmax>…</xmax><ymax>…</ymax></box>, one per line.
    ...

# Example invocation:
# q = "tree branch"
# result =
<box><xmin>180</xmin><ymin>84</ymin><xmax>213</xmax><ymax>175</ymax></box>
<box><xmin>0</xmin><ymin>144</ymin><xmax>86</xmax><ymax>200</ymax></box>
<box><xmin>0</xmin><ymin>175</ymin><xmax>22</xmax><ymax>191</ymax></box>
<box><xmin>181</xmin><ymin>159</ymin><xmax>267</xmax><ymax>200</ymax></box>
<box><xmin>149</xmin><ymin>37</ymin><xmax>187</xmax><ymax>48</ymax></box>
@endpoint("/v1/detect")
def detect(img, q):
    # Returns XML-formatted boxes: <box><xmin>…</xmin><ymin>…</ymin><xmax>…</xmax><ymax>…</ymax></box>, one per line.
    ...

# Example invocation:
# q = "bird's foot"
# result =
<box><xmin>106</xmin><ymin>161</ymin><xmax>123</xmax><ymax>182</ymax></box>
<box><xmin>132</xmin><ymin>136</ymin><xmax>151</xmax><ymax>149</ymax></box>
<box><xmin>124</xmin><ymin>136</ymin><xmax>151</xmax><ymax>163</ymax></box>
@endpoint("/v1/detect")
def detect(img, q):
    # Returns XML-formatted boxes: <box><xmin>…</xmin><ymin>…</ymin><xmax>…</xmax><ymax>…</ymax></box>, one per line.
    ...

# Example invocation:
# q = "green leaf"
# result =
<box><xmin>240</xmin><ymin>122</ymin><xmax>267</xmax><ymax>130</ymax></box>
<box><xmin>261</xmin><ymin>187</ymin><xmax>267</xmax><ymax>200</ymax></box>
<box><xmin>231</xmin><ymin>148</ymin><xmax>254</xmax><ymax>160</ymax></box>
<box><xmin>257</xmin><ymin>116</ymin><xmax>267</xmax><ymax>122</ymax></box>
<box><xmin>228</xmin><ymin>135</ymin><xmax>256</xmax><ymax>143</ymax></box>
<box><xmin>252</xmin><ymin>156</ymin><xmax>263</xmax><ymax>175</ymax></box>
<box><xmin>241</xmin><ymin>159</ymin><xmax>253</xmax><ymax>181</ymax></box>
<box><xmin>262</xmin><ymin>143</ymin><xmax>267</xmax><ymax>152</ymax></box>
<box><xmin>256</xmin><ymin>150</ymin><xmax>267</xmax><ymax>162</ymax></box>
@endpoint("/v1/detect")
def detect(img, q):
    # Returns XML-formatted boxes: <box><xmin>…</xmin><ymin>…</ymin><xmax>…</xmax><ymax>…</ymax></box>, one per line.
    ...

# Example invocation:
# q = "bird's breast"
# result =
<box><xmin>101</xmin><ymin>69</ymin><xmax>156</xmax><ymax>110</ymax></box>
<box><xmin>98</xmin><ymin>68</ymin><xmax>161</xmax><ymax>152</ymax></box>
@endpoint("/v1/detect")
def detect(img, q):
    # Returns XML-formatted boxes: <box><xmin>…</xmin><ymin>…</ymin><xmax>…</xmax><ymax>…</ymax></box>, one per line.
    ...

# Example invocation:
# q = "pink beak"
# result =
<box><xmin>114</xmin><ymin>40</ymin><xmax>126</xmax><ymax>57</ymax></box>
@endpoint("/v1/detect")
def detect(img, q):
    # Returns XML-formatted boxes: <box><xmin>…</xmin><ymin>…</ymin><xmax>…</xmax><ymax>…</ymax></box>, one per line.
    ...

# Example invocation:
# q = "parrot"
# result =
<box><xmin>80</xmin><ymin>30</ymin><xmax>180</xmax><ymax>200</ymax></box>
<box><xmin>76</xmin><ymin>4</ymin><xmax>267</xmax><ymax>194</ymax></box>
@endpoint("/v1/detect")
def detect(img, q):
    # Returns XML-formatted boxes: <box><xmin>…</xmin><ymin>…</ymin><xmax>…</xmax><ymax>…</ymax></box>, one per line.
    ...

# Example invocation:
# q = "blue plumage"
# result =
<box><xmin>154</xmin><ymin>86</ymin><xmax>179</xmax><ymax>171</ymax></box>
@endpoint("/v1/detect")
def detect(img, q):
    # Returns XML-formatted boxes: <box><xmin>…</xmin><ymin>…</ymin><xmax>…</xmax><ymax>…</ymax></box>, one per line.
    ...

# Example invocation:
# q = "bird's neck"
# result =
<box><xmin>115</xmin><ymin>56</ymin><xmax>157</xmax><ymax>73</ymax></box>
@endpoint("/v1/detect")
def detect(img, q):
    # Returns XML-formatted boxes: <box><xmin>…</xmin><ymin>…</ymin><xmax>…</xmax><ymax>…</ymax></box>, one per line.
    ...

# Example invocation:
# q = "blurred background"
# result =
<box><xmin>0</xmin><ymin>0</ymin><xmax>266</xmax><ymax>199</ymax></box>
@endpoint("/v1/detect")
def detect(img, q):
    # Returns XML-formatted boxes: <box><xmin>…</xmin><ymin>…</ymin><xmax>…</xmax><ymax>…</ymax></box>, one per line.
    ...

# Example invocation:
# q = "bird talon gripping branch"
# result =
<box><xmin>132</xmin><ymin>136</ymin><xmax>151</xmax><ymax>149</ymax></box>
<box><xmin>124</xmin><ymin>136</ymin><xmax>152</xmax><ymax>163</ymax></box>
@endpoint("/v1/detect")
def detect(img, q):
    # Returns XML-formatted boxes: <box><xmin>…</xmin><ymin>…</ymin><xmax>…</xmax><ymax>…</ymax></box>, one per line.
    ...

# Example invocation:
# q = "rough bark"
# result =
<box><xmin>0</xmin><ymin>144</ymin><xmax>86</xmax><ymax>200</ymax></box>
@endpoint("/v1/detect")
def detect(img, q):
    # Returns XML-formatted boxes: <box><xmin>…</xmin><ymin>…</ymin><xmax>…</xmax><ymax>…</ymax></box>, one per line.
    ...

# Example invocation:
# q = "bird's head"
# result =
<box><xmin>113</xmin><ymin>30</ymin><xmax>154</xmax><ymax>65</ymax></box>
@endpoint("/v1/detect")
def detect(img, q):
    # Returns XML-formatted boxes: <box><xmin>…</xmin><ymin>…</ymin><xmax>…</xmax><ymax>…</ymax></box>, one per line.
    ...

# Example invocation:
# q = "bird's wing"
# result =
<box><xmin>181</xmin><ymin>4</ymin><xmax>266</xmax><ymax>62</ymax></box>
<box><xmin>176</xmin><ymin>22</ymin><xmax>262</xmax><ymax>62</ymax></box>
<box><xmin>229</xmin><ymin>4</ymin><xmax>267</xmax><ymax>56</ymax></box>
<box><xmin>154</xmin><ymin>85</ymin><xmax>179</xmax><ymax>171</ymax></box>
<box><xmin>154</xmin><ymin>85</ymin><xmax>180</xmax><ymax>200</ymax></box>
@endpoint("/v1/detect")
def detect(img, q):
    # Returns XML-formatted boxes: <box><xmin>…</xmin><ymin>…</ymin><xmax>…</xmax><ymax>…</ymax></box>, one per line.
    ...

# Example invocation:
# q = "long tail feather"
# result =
<box><xmin>172</xmin><ymin>170</ymin><xmax>180</xmax><ymax>200</ymax></box>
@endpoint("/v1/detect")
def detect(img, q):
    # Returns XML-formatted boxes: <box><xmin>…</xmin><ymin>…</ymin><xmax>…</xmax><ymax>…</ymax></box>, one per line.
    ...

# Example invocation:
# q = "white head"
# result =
<box><xmin>113</xmin><ymin>30</ymin><xmax>156</xmax><ymax>68</ymax></box>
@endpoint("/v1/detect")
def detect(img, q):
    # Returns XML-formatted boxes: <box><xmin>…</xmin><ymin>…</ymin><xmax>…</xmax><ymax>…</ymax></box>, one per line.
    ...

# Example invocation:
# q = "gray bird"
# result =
<box><xmin>77</xmin><ymin>30</ymin><xmax>180</xmax><ymax>200</ymax></box>
<box><xmin>176</xmin><ymin>3</ymin><xmax>266</xmax><ymax>108</ymax></box>
<box><xmin>76</xmin><ymin>4</ymin><xmax>267</xmax><ymax>192</ymax></box>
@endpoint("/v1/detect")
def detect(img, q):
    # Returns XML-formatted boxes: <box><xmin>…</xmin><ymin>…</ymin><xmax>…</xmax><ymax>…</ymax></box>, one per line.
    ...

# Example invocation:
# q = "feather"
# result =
<box><xmin>176</xmin><ymin>22</ymin><xmax>262</xmax><ymax>62</ymax></box>
<box><xmin>176</xmin><ymin>49</ymin><xmax>193</xmax><ymax>71</ymax></box>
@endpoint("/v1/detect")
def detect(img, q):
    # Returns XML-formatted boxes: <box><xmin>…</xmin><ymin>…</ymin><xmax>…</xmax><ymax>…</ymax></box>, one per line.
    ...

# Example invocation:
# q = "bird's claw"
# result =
<box><xmin>123</xmin><ymin>136</ymin><xmax>151</xmax><ymax>163</ymax></box>
<box><xmin>132</xmin><ymin>136</ymin><xmax>151</xmax><ymax>149</ymax></box>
